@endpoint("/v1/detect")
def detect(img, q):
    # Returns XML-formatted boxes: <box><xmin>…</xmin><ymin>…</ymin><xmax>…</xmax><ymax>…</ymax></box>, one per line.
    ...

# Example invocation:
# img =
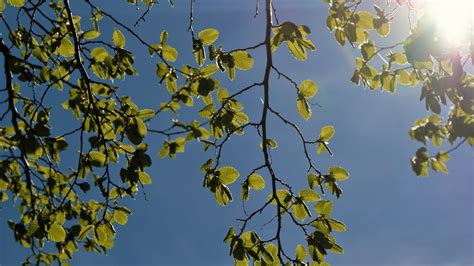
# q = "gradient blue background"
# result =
<box><xmin>1</xmin><ymin>0</ymin><xmax>473</xmax><ymax>265</ymax></box>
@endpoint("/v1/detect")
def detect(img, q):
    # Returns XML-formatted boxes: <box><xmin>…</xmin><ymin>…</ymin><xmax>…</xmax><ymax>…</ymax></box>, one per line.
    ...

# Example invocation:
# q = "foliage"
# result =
<box><xmin>0</xmin><ymin>0</ymin><xmax>471</xmax><ymax>265</ymax></box>
<box><xmin>322</xmin><ymin>0</ymin><xmax>473</xmax><ymax>176</ymax></box>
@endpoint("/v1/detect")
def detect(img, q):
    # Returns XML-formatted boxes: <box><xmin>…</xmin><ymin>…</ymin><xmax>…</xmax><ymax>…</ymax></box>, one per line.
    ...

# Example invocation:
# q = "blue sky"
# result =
<box><xmin>1</xmin><ymin>0</ymin><xmax>473</xmax><ymax>265</ymax></box>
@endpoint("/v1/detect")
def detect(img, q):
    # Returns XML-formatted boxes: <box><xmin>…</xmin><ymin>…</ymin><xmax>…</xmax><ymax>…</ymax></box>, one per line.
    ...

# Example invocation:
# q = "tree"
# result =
<box><xmin>0</xmin><ymin>0</ymin><xmax>471</xmax><ymax>265</ymax></box>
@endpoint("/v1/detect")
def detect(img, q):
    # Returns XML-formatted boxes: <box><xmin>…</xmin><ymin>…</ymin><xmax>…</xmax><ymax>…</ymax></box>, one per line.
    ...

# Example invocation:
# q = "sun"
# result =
<box><xmin>421</xmin><ymin>0</ymin><xmax>473</xmax><ymax>46</ymax></box>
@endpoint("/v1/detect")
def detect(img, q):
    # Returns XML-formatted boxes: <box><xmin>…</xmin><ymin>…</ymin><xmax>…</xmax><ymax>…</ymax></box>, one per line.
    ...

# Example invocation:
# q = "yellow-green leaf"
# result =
<box><xmin>89</xmin><ymin>151</ymin><xmax>107</xmax><ymax>167</ymax></box>
<box><xmin>231</xmin><ymin>51</ymin><xmax>254</xmax><ymax>70</ymax></box>
<box><xmin>113</xmin><ymin>29</ymin><xmax>126</xmax><ymax>48</ymax></box>
<box><xmin>356</xmin><ymin>11</ymin><xmax>375</xmax><ymax>29</ymax></box>
<box><xmin>114</xmin><ymin>210</ymin><xmax>128</xmax><ymax>225</ymax></box>
<box><xmin>297</xmin><ymin>98</ymin><xmax>311</xmax><ymax>120</ymax></box>
<box><xmin>0</xmin><ymin>0</ymin><xmax>6</xmax><ymax>11</ymax></box>
<box><xmin>162</xmin><ymin>45</ymin><xmax>178</xmax><ymax>62</ymax></box>
<box><xmin>218</xmin><ymin>166</ymin><xmax>240</xmax><ymax>185</ymax></box>
<box><xmin>138</xmin><ymin>171</ymin><xmax>152</xmax><ymax>184</ymax></box>
<box><xmin>48</xmin><ymin>223</ymin><xmax>66</xmax><ymax>242</ymax></box>
<box><xmin>83</xmin><ymin>30</ymin><xmax>101</xmax><ymax>40</ymax></box>
<box><xmin>320</xmin><ymin>125</ymin><xmax>335</xmax><ymax>141</ymax></box>
<box><xmin>248</xmin><ymin>174</ymin><xmax>265</xmax><ymax>190</ymax></box>
<box><xmin>329</xmin><ymin>166</ymin><xmax>349</xmax><ymax>181</ymax></box>
<box><xmin>315</xmin><ymin>200</ymin><xmax>333</xmax><ymax>216</ymax></box>
<box><xmin>58</xmin><ymin>38</ymin><xmax>75</xmax><ymax>57</ymax></box>
<box><xmin>299</xmin><ymin>80</ymin><xmax>318</xmax><ymax>99</ymax></box>
<box><xmin>293</xmin><ymin>202</ymin><xmax>309</xmax><ymax>221</ymax></box>
<box><xmin>296</xmin><ymin>244</ymin><xmax>307</xmax><ymax>261</ymax></box>
<box><xmin>199</xmin><ymin>28</ymin><xmax>219</xmax><ymax>45</ymax></box>
<box><xmin>91</xmin><ymin>47</ymin><xmax>109</xmax><ymax>62</ymax></box>
<box><xmin>299</xmin><ymin>189</ymin><xmax>320</xmax><ymax>202</ymax></box>
<box><xmin>7</xmin><ymin>0</ymin><xmax>24</xmax><ymax>7</ymax></box>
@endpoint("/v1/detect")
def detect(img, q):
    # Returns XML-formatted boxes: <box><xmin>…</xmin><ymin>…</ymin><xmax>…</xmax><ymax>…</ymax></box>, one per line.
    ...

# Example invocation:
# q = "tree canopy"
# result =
<box><xmin>0</xmin><ymin>0</ymin><xmax>472</xmax><ymax>265</ymax></box>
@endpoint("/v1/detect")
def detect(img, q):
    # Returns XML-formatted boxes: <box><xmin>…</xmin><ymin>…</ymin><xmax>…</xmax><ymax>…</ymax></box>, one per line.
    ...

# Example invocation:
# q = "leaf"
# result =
<box><xmin>113</xmin><ymin>29</ymin><xmax>126</xmax><ymax>48</ymax></box>
<box><xmin>335</xmin><ymin>29</ymin><xmax>345</xmax><ymax>46</ymax></box>
<box><xmin>374</xmin><ymin>18</ymin><xmax>390</xmax><ymax>37</ymax></box>
<box><xmin>287</xmin><ymin>40</ymin><xmax>306</xmax><ymax>60</ymax></box>
<box><xmin>299</xmin><ymin>80</ymin><xmax>318</xmax><ymax>99</ymax></box>
<box><xmin>320</xmin><ymin>125</ymin><xmax>335</xmax><ymax>141</ymax></box>
<box><xmin>114</xmin><ymin>210</ymin><xmax>128</xmax><ymax>225</ymax></box>
<box><xmin>89</xmin><ymin>151</ymin><xmax>107</xmax><ymax>167</ymax></box>
<box><xmin>58</xmin><ymin>38</ymin><xmax>75</xmax><ymax>57</ymax></box>
<box><xmin>293</xmin><ymin>202</ymin><xmax>309</xmax><ymax>221</ymax></box>
<box><xmin>91</xmin><ymin>47</ymin><xmax>109</xmax><ymax>62</ymax></box>
<box><xmin>138</xmin><ymin>171</ymin><xmax>152</xmax><ymax>184</ymax></box>
<box><xmin>83</xmin><ymin>30</ymin><xmax>101</xmax><ymax>40</ymax></box>
<box><xmin>223</xmin><ymin>227</ymin><xmax>235</xmax><ymax>243</ymax></box>
<box><xmin>307</xmin><ymin>173</ymin><xmax>320</xmax><ymax>189</ymax></box>
<box><xmin>296</xmin><ymin>244</ymin><xmax>307</xmax><ymax>261</ymax></box>
<box><xmin>299</xmin><ymin>189</ymin><xmax>320</xmax><ymax>202</ymax></box>
<box><xmin>231</xmin><ymin>51</ymin><xmax>254</xmax><ymax>70</ymax></box>
<box><xmin>199</xmin><ymin>28</ymin><xmax>219</xmax><ymax>45</ymax></box>
<box><xmin>218</xmin><ymin>166</ymin><xmax>240</xmax><ymax>185</ymax></box>
<box><xmin>79</xmin><ymin>225</ymin><xmax>94</xmax><ymax>240</ymax></box>
<box><xmin>356</xmin><ymin>11</ymin><xmax>375</xmax><ymax>29</ymax></box>
<box><xmin>361</xmin><ymin>41</ymin><xmax>376</xmax><ymax>61</ymax></box>
<box><xmin>315</xmin><ymin>200</ymin><xmax>333</xmax><ymax>216</ymax></box>
<box><xmin>161</xmin><ymin>45</ymin><xmax>178</xmax><ymax>62</ymax></box>
<box><xmin>48</xmin><ymin>223</ymin><xmax>66</xmax><ymax>242</ymax></box>
<box><xmin>7</xmin><ymin>0</ymin><xmax>24</xmax><ymax>7</ymax></box>
<box><xmin>215</xmin><ymin>184</ymin><xmax>232</xmax><ymax>206</ymax></box>
<box><xmin>297</xmin><ymin>97</ymin><xmax>311</xmax><ymax>120</ymax></box>
<box><xmin>248</xmin><ymin>174</ymin><xmax>265</xmax><ymax>190</ymax></box>
<box><xmin>0</xmin><ymin>0</ymin><xmax>5</xmax><ymax>11</ymax></box>
<box><xmin>329</xmin><ymin>166</ymin><xmax>349</xmax><ymax>181</ymax></box>
<box><xmin>328</xmin><ymin>218</ymin><xmax>346</xmax><ymax>232</ymax></box>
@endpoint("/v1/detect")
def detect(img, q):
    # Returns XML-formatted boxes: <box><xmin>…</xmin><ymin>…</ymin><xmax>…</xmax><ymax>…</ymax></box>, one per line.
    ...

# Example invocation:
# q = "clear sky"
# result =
<box><xmin>1</xmin><ymin>0</ymin><xmax>473</xmax><ymax>265</ymax></box>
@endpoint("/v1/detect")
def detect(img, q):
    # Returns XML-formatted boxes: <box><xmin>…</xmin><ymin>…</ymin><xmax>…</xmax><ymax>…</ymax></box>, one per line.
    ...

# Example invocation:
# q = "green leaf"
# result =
<box><xmin>299</xmin><ymin>189</ymin><xmax>320</xmax><ymax>202</ymax></box>
<box><xmin>138</xmin><ymin>171</ymin><xmax>152</xmax><ymax>184</ymax></box>
<box><xmin>315</xmin><ymin>200</ymin><xmax>333</xmax><ymax>216</ymax></box>
<box><xmin>320</xmin><ymin>125</ymin><xmax>335</xmax><ymax>141</ymax></box>
<box><xmin>7</xmin><ymin>0</ymin><xmax>24</xmax><ymax>7</ymax></box>
<box><xmin>91</xmin><ymin>47</ymin><xmax>109</xmax><ymax>62</ymax></box>
<box><xmin>218</xmin><ymin>166</ymin><xmax>240</xmax><ymax>185</ymax></box>
<box><xmin>48</xmin><ymin>223</ymin><xmax>66</xmax><ymax>242</ymax></box>
<box><xmin>299</xmin><ymin>80</ymin><xmax>318</xmax><ymax>99</ymax></box>
<box><xmin>161</xmin><ymin>45</ymin><xmax>178</xmax><ymax>62</ymax></box>
<box><xmin>83</xmin><ymin>30</ymin><xmax>101</xmax><ymax>40</ymax></box>
<box><xmin>374</xmin><ymin>18</ymin><xmax>390</xmax><ymax>36</ymax></box>
<box><xmin>231</xmin><ymin>51</ymin><xmax>254</xmax><ymax>70</ymax></box>
<box><xmin>287</xmin><ymin>40</ymin><xmax>306</xmax><ymax>60</ymax></box>
<box><xmin>307</xmin><ymin>173</ymin><xmax>320</xmax><ymax>189</ymax></box>
<box><xmin>269</xmin><ymin>189</ymin><xmax>292</xmax><ymax>207</ymax></box>
<box><xmin>329</xmin><ymin>166</ymin><xmax>349</xmax><ymax>181</ymax></box>
<box><xmin>223</xmin><ymin>227</ymin><xmax>235</xmax><ymax>243</ymax></box>
<box><xmin>199</xmin><ymin>28</ymin><xmax>219</xmax><ymax>45</ymax></box>
<box><xmin>89</xmin><ymin>151</ymin><xmax>107</xmax><ymax>167</ymax></box>
<box><xmin>329</xmin><ymin>218</ymin><xmax>347</xmax><ymax>232</ymax></box>
<box><xmin>297</xmin><ymin>97</ymin><xmax>311</xmax><ymax>120</ymax></box>
<box><xmin>296</xmin><ymin>244</ymin><xmax>307</xmax><ymax>261</ymax></box>
<box><xmin>58</xmin><ymin>38</ymin><xmax>75</xmax><ymax>57</ymax></box>
<box><xmin>293</xmin><ymin>202</ymin><xmax>309</xmax><ymax>221</ymax></box>
<box><xmin>356</xmin><ymin>11</ymin><xmax>375</xmax><ymax>29</ymax></box>
<box><xmin>248</xmin><ymin>174</ymin><xmax>265</xmax><ymax>190</ymax></box>
<box><xmin>113</xmin><ymin>29</ymin><xmax>126</xmax><ymax>48</ymax></box>
<box><xmin>361</xmin><ymin>41</ymin><xmax>376</xmax><ymax>61</ymax></box>
<box><xmin>215</xmin><ymin>184</ymin><xmax>232</xmax><ymax>206</ymax></box>
<box><xmin>114</xmin><ymin>210</ymin><xmax>128</xmax><ymax>225</ymax></box>
<box><xmin>79</xmin><ymin>225</ymin><xmax>94</xmax><ymax>240</ymax></box>
<box><xmin>0</xmin><ymin>0</ymin><xmax>6</xmax><ymax>11</ymax></box>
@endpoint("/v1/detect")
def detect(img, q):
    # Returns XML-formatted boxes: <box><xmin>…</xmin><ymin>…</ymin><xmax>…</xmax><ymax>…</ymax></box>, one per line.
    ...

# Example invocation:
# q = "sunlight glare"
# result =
<box><xmin>423</xmin><ymin>0</ymin><xmax>473</xmax><ymax>46</ymax></box>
